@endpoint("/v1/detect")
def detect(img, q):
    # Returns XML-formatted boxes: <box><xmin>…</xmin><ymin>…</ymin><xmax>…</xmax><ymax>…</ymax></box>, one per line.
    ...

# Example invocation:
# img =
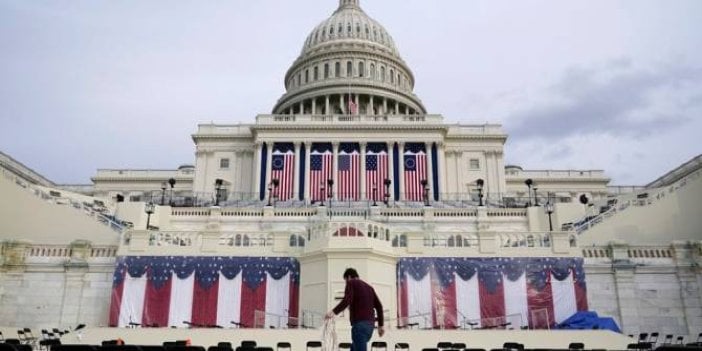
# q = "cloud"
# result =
<box><xmin>507</xmin><ymin>60</ymin><xmax>701</xmax><ymax>140</ymax></box>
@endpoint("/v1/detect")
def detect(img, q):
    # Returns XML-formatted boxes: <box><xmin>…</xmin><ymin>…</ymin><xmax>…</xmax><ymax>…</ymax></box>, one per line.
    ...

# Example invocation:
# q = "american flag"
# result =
<box><xmin>310</xmin><ymin>145</ymin><xmax>333</xmax><ymax>203</ymax></box>
<box><xmin>348</xmin><ymin>95</ymin><xmax>358</xmax><ymax>115</ymax></box>
<box><xmin>404</xmin><ymin>143</ymin><xmax>427</xmax><ymax>201</ymax></box>
<box><xmin>272</xmin><ymin>148</ymin><xmax>294</xmax><ymax>201</ymax></box>
<box><xmin>366</xmin><ymin>144</ymin><xmax>389</xmax><ymax>202</ymax></box>
<box><xmin>338</xmin><ymin>147</ymin><xmax>360</xmax><ymax>201</ymax></box>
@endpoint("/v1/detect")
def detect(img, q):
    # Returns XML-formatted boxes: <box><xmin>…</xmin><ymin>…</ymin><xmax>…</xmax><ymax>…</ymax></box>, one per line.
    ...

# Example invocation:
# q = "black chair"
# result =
<box><xmin>371</xmin><ymin>342</ymin><xmax>388</xmax><ymax>351</ymax></box>
<box><xmin>339</xmin><ymin>343</ymin><xmax>351</xmax><ymax>351</ymax></box>
<box><xmin>235</xmin><ymin>347</ymin><xmax>255</xmax><ymax>351</ymax></box>
<box><xmin>5</xmin><ymin>340</ymin><xmax>21</xmax><ymax>345</ymax></box>
<box><xmin>663</xmin><ymin>335</ymin><xmax>674</xmax><ymax>345</ymax></box>
<box><xmin>102</xmin><ymin>346</ymin><xmax>144</xmax><ymax>351</ymax></box>
<box><xmin>437</xmin><ymin>343</ymin><xmax>453</xmax><ymax>351</ymax></box>
<box><xmin>677</xmin><ymin>336</ymin><xmax>684</xmax><ymax>345</ymax></box>
<box><xmin>0</xmin><ymin>344</ymin><xmax>18</xmax><ymax>351</ymax></box>
<box><xmin>40</xmin><ymin>339</ymin><xmax>61</xmax><ymax>351</ymax></box>
<box><xmin>568</xmin><ymin>342</ymin><xmax>584</xmax><ymax>350</ymax></box>
<box><xmin>275</xmin><ymin>343</ymin><xmax>291</xmax><ymax>351</ymax></box>
<box><xmin>217</xmin><ymin>343</ymin><xmax>232</xmax><ymax>350</ymax></box>
<box><xmin>649</xmin><ymin>333</ymin><xmax>659</xmax><ymax>344</ymax></box>
<box><xmin>241</xmin><ymin>342</ymin><xmax>257</xmax><ymax>349</ymax></box>
<box><xmin>452</xmin><ymin>344</ymin><xmax>465</xmax><ymax>350</ymax></box>
<box><xmin>256</xmin><ymin>347</ymin><xmax>273</xmax><ymax>351</ymax></box>
<box><xmin>502</xmin><ymin>343</ymin><xmax>523</xmax><ymax>351</ymax></box>
<box><xmin>639</xmin><ymin>333</ymin><xmax>649</xmax><ymax>343</ymax></box>
<box><xmin>394</xmin><ymin>343</ymin><xmax>409</xmax><ymax>351</ymax></box>
<box><xmin>52</xmin><ymin>345</ymin><xmax>99</xmax><ymax>351</ymax></box>
<box><xmin>306</xmin><ymin>342</ymin><xmax>322</xmax><ymax>351</ymax></box>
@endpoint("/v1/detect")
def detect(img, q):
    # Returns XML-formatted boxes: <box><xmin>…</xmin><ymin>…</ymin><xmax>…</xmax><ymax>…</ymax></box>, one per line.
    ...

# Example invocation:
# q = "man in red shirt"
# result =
<box><xmin>325</xmin><ymin>268</ymin><xmax>385</xmax><ymax>351</ymax></box>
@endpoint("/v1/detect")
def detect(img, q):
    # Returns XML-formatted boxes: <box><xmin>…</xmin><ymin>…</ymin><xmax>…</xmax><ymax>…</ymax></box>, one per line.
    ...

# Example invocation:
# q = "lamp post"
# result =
<box><xmin>214</xmin><ymin>178</ymin><xmax>223</xmax><ymax>206</ymax></box>
<box><xmin>533</xmin><ymin>185</ymin><xmax>540</xmax><ymax>206</ymax></box>
<box><xmin>267</xmin><ymin>179</ymin><xmax>279</xmax><ymax>207</ymax></box>
<box><xmin>524</xmin><ymin>178</ymin><xmax>533</xmax><ymax>207</ymax></box>
<box><xmin>476</xmin><ymin>178</ymin><xmax>484</xmax><ymax>207</ymax></box>
<box><xmin>160</xmin><ymin>181</ymin><xmax>167</xmax><ymax>206</ymax></box>
<box><xmin>144</xmin><ymin>202</ymin><xmax>155</xmax><ymax>230</ymax></box>
<box><xmin>372</xmin><ymin>183</ymin><xmax>378</xmax><ymax>206</ymax></box>
<box><xmin>545</xmin><ymin>193</ymin><xmax>554</xmax><ymax>232</ymax></box>
<box><xmin>319</xmin><ymin>181</ymin><xmax>326</xmax><ymax>207</ymax></box>
<box><xmin>327</xmin><ymin>179</ymin><xmax>334</xmax><ymax>208</ymax></box>
<box><xmin>383</xmin><ymin>178</ymin><xmax>392</xmax><ymax>207</ymax></box>
<box><xmin>421</xmin><ymin>179</ymin><xmax>429</xmax><ymax>206</ymax></box>
<box><xmin>168</xmin><ymin>178</ymin><xmax>176</xmax><ymax>206</ymax></box>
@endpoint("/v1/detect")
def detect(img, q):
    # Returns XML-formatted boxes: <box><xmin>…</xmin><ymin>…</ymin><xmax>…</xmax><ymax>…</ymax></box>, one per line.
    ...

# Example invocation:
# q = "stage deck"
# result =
<box><xmin>0</xmin><ymin>327</ymin><xmax>635</xmax><ymax>351</ymax></box>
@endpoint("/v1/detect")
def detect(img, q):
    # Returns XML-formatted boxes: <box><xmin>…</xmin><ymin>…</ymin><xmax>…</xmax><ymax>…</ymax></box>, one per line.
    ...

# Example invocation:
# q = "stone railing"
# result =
<box><xmin>0</xmin><ymin>241</ymin><xmax>118</xmax><ymax>267</ymax></box>
<box><xmin>256</xmin><ymin>114</ymin><xmax>445</xmax><ymax>125</ymax></box>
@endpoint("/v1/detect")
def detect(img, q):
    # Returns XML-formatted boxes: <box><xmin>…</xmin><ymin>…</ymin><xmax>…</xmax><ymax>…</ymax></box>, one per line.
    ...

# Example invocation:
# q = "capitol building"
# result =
<box><xmin>0</xmin><ymin>0</ymin><xmax>701</xmax><ymax>349</ymax></box>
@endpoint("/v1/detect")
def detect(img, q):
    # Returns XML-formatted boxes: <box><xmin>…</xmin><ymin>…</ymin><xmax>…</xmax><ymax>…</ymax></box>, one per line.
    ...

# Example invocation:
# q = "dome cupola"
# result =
<box><xmin>272</xmin><ymin>0</ymin><xmax>426</xmax><ymax>116</ymax></box>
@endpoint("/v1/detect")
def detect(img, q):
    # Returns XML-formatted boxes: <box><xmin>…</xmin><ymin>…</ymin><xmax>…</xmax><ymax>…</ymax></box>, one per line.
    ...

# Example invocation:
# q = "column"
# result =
<box><xmin>299</xmin><ymin>100</ymin><xmax>304</xmax><ymax>115</ymax></box>
<box><xmin>383</xmin><ymin>97</ymin><xmax>388</xmax><ymax>115</ymax></box>
<box><xmin>339</xmin><ymin>95</ymin><xmax>345</xmax><ymax>114</ymax></box>
<box><xmin>253</xmin><ymin>142</ymin><xmax>262</xmax><ymax>194</ymax></box>
<box><xmin>387</xmin><ymin>142</ymin><xmax>395</xmax><ymax>201</ymax></box>
<box><xmin>395</xmin><ymin>101</ymin><xmax>399</xmax><ymax>114</ymax></box>
<box><xmin>398</xmin><ymin>142</ymin><xmax>405</xmax><ymax>201</ymax></box>
<box><xmin>232</xmin><ymin>150</ymin><xmax>240</xmax><ymax>196</ymax></box>
<box><xmin>312</xmin><ymin>99</ymin><xmax>317</xmax><ymax>115</ymax></box>
<box><xmin>293</xmin><ymin>142</ymin><xmax>301</xmax><ymax>200</ymax></box>
<box><xmin>426</xmin><ymin>142</ymin><xmax>434</xmax><ymax>201</ymax></box>
<box><xmin>355</xmin><ymin>94</ymin><xmax>360</xmax><ymax>115</ymax></box>
<box><xmin>265</xmin><ymin>142</ymin><xmax>273</xmax><ymax>194</ymax></box>
<box><xmin>304</xmin><ymin>142</ymin><xmax>312</xmax><ymax>201</ymax></box>
<box><xmin>456</xmin><ymin>151</ymin><xmax>465</xmax><ymax>199</ymax></box>
<box><xmin>332</xmin><ymin>142</ymin><xmax>339</xmax><ymax>200</ymax></box>
<box><xmin>360</xmin><ymin>142</ymin><xmax>367</xmax><ymax>200</ymax></box>
<box><xmin>325</xmin><ymin>95</ymin><xmax>330</xmax><ymax>115</ymax></box>
<box><xmin>437</xmin><ymin>142</ymin><xmax>447</xmax><ymax>201</ymax></box>
<box><xmin>369</xmin><ymin>96</ymin><xmax>374</xmax><ymax>115</ymax></box>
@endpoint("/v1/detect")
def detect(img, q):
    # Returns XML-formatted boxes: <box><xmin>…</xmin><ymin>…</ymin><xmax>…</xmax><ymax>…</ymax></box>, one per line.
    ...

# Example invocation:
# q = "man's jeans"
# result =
<box><xmin>351</xmin><ymin>321</ymin><xmax>374</xmax><ymax>351</ymax></box>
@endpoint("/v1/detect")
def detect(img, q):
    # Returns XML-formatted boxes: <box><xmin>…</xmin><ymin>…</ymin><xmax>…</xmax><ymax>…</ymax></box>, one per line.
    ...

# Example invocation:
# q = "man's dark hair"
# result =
<box><xmin>343</xmin><ymin>268</ymin><xmax>359</xmax><ymax>279</ymax></box>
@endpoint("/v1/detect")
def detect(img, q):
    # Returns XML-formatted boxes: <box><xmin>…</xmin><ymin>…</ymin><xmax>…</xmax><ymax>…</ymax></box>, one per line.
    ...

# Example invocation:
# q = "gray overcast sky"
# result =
<box><xmin>1</xmin><ymin>0</ymin><xmax>700</xmax><ymax>185</ymax></box>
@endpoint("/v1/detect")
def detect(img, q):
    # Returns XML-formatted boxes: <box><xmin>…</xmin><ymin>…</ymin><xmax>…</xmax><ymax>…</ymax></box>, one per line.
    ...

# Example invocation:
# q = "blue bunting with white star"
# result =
<box><xmin>113</xmin><ymin>256</ymin><xmax>300</xmax><ymax>290</ymax></box>
<box><xmin>397</xmin><ymin>257</ymin><xmax>586</xmax><ymax>293</ymax></box>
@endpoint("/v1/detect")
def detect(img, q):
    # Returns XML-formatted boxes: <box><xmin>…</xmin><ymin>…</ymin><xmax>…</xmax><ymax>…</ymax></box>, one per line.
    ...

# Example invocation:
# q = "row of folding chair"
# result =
<box><xmin>633</xmin><ymin>332</ymin><xmax>702</xmax><ymax>346</ymax></box>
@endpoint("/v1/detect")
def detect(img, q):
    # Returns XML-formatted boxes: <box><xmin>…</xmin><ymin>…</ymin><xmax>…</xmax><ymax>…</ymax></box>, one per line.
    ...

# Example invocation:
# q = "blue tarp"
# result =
<box><xmin>556</xmin><ymin>311</ymin><xmax>621</xmax><ymax>333</ymax></box>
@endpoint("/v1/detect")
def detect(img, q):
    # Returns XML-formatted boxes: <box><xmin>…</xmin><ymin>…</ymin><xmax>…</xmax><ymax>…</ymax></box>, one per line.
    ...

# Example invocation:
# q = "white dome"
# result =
<box><xmin>301</xmin><ymin>0</ymin><xmax>400</xmax><ymax>58</ymax></box>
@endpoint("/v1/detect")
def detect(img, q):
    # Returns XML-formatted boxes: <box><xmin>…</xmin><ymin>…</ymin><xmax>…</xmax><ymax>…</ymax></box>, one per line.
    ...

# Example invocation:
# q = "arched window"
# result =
<box><xmin>314</xmin><ymin>66</ymin><xmax>319</xmax><ymax>81</ymax></box>
<box><xmin>356</xmin><ymin>24</ymin><xmax>361</xmax><ymax>36</ymax></box>
<box><xmin>298</xmin><ymin>236</ymin><xmax>306</xmax><ymax>247</ymax></box>
<box><xmin>456</xmin><ymin>235</ymin><xmax>463</xmax><ymax>247</ymax></box>
<box><xmin>297</xmin><ymin>73</ymin><xmax>301</xmax><ymax>86</ymax></box>
<box><xmin>390</xmin><ymin>69</ymin><xmax>394</xmax><ymax>83</ymax></box>
<box><xmin>347</xmin><ymin>24</ymin><xmax>352</xmax><ymax>35</ymax></box>
<box><xmin>448</xmin><ymin>236</ymin><xmax>455</xmax><ymax>247</ymax></box>
<box><xmin>324</xmin><ymin>64</ymin><xmax>329</xmax><ymax>79</ymax></box>
<box><xmin>381</xmin><ymin>67</ymin><xmax>385</xmax><ymax>82</ymax></box>
<box><xmin>392</xmin><ymin>236</ymin><xmax>399</xmax><ymax>247</ymax></box>
<box><xmin>399</xmin><ymin>234</ymin><xmax>407</xmax><ymax>247</ymax></box>
<box><xmin>347</xmin><ymin>61</ymin><xmax>353</xmax><ymax>77</ymax></box>
<box><xmin>329</xmin><ymin>26</ymin><xmax>334</xmax><ymax>35</ymax></box>
<box><xmin>359</xmin><ymin>62</ymin><xmax>365</xmax><ymax>77</ymax></box>
<box><xmin>365</xmin><ymin>25</ymin><xmax>370</xmax><ymax>38</ymax></box>
<box><xmin>289</xmin><ymin>235</ymin><xmax>297</xmax><ymax>247</ymax></box>
<box><xmin>338</xmin><ymin>23</ymin><xmax>342</xmax><ymax>35</ymax></box>
<box><xmin>235</xmin><ymin>234</ymin><xmax>242</xmax><ymax>246</ymax></box>
<box><xmin>370</xmin><ymin>64</ymin><xmax>375</xmax><ymax>79</ymax></box>
<box><xmin>305</xmin><ymin>69</ymin><xmax>309</xmax><ymax>83</ymax></box>
<box><xmin>243</xmin><ymin>235</ymin><xmax>250</xmax><ymax>247</ymax></box>
<box><xmin>335</xmin><ymin>62</ymin><xmax>340</xmax><ymax>77</ymax></box>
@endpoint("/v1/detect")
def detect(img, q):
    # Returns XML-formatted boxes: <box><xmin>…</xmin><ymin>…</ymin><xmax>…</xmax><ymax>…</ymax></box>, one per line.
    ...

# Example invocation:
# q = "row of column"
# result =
<box><xmin>254</xmin><ymin>141</ymin><xmax>444</xmax><ymax>202</ymax></box>
<box><xmin>284</xmin><ymin>94</ymin><xmax>418</xmax><ymax>116</ymax></box>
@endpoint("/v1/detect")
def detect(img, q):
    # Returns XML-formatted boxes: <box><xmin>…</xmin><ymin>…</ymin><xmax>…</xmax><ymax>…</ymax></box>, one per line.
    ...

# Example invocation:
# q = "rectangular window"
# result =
<box><xmin>469</xmin><ymin>159</ymin><xmax>480</xmax><ymax>170</ymax></box>
<box><xmin>220</xmin><ymin>158</ymin><xmax>230</xmax><ymax>169</ymax></box>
